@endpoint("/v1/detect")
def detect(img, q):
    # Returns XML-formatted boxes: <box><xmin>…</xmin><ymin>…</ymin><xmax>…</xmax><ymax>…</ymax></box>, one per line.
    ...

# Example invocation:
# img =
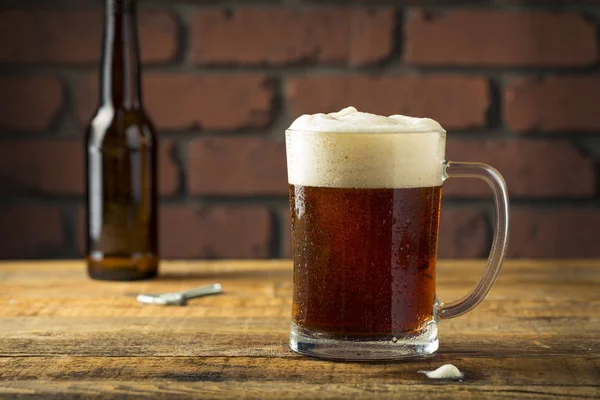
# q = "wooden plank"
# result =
<box><xmin>1</xmin><ymin>261</ymin><xmax>598</xmax><ymax>301</ymax></box>
<box><xmin>1</xmin><ymin>279</ymin><xmax>598</xmax><ymax>299</ymax></box>
<box><xmin>1</xmin><ymin>356</ymin><xmax>599</xmax><ymax>386</ymax></box>
<box><xmin>0</xmin><ymin>297</ymin><xmax>596</xmax><ymax>341</ymax></box>
<box><xmin>0</xmin><ymin>295</ymin><xmax>598</xmax><ymax>320</ymax></box>
<box><xmin>0</xmin><ymin>329</ymin><xmax>597</xmax><ymax>358</ymax></box>
<box><xmin>0</xmin><ymin>381</ymin><xmax>598</xmax><ymax>400</ymax></box>
<box><xmin>0</xmin><ymin>298</ymin><xmax>597</xmax><ymax>334</ymax></box>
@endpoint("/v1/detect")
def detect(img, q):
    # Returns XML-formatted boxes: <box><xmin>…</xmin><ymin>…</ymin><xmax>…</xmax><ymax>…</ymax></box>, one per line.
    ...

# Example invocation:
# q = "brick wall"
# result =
<box><xmin>1</xmin><ymin>0</ymin><xmax>599</xmax><ymax>260</ymax></box>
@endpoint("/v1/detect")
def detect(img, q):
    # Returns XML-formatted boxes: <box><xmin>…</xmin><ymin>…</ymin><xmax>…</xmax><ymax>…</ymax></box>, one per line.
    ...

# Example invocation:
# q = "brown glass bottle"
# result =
<box><xmin>85</xmin><ymin>0</ymin><xmax>158</xmax><ymax>280</ymax></box>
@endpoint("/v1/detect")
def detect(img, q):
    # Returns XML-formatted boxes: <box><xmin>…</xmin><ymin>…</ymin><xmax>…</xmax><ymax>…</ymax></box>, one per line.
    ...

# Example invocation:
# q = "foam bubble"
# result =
<box><xmin>286</xmin><ymin>107</ymin><xmax>446</xmax><ymax>189</ymax></box>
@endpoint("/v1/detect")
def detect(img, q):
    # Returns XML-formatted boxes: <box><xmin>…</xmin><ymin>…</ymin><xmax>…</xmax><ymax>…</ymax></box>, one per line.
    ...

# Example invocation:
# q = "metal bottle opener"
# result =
<box><xmin>137</xmin><ymin>283</ymin><xmax>223</xmax><ymax>306</ymax></box>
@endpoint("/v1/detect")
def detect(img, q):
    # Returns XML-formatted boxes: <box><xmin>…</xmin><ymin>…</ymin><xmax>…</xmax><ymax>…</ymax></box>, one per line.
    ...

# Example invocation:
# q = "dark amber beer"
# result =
<box><xmin>290</xmin><ymin>185</ymin><xmax>441</xmax><ymax>335</ymax></box>
<box><xmin>85</xmin><ymin>0</ymin><xmax>158</xmax><ymax>281</ymax></box>
<box><xmin>287</xmin><ymin>126</ymin><xmax>446</xmax><ymax>337</ymax></box>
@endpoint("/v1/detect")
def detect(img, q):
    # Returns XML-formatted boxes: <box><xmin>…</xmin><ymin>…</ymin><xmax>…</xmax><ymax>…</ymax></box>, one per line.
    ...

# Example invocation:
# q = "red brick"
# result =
<box><xmin>438</xmin><ymin>209</ymin><xmax>490</xmax><ymax>258</ymax></box>
<box><xmin>286</xmin><ymin>75</ymin><xmax>489</xmax><ymax>130</ymax></box>
<box><xmin>504</xmin><ymin>76</ymin><xmax>600</xmax><ymax>133</ymax></box>
<box><xmin>187</xmin><ymin>137</ymin><xmax>286</xmax><ymax>196</ymax></box>
<box><xmin>445</xmin><ymin>139</ymin><xmax>595</xmax><ymax>198</ymax></box>
<box><xmin>509</xmin><ymin>209</ymin><xmax>600</xmax><ymax>257</ymax></box>
<box><xmin>159</xmin><ymin>140</ymin><xmax>179</xmax><ymax>196</ymax></box>
<box><xmin>76</xmin><ymin>74</ymin><xmax>274</xmax><ymax>131</ymax></box>
<box><xmin>0</xmin><ymin>10</ymin><xmax>177</xmax><ymax>64</ymax></box>
<box><xmin>192</xmin><ymin>8</ymin><xmax>394</xmax><ymax>66</ymax></box>
<box><xmin>0</xmin><ymin>205</ymin><xmax>64</xmax><ymax>259</ymax></box>
<box><xmin>0</xmin><ymin>140</ymin><xmax>83</xmax><ymax>195</ymax></box>
<box><xmin>0</xmin><ymin>76</ymin><xmax>62</xmax><ymax>131</ymax></box>
<box><xmin>405</xmin><ymin>9</ymin><xmax>597</xmax><ymax>66</ymax></box>
<box><xmin>160</xmin><ymin>205</ymin><xmax>272</xmax><ymax>259</ymax></box>
<box><xmin>76</xmin><ymin>75</ymin><xmax>97</xmax><ymax>126</ymax></box>
<box><xmin>282</xmin><ymin>207</ymin><xmax>489</xmax><ymax>259</ymax></box>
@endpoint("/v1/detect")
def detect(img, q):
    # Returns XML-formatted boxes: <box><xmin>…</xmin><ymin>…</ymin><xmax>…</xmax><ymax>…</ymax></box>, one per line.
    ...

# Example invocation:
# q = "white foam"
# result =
<box><xmin>289</xmin><ymin>107</ymin><xmax>445</xmax><ymax>133</ymax></box>
<box><xmin>286</xmin><ymin>107</ymin><xmax>446</xmax><ymax>189</ymax></box>
<box><xmin>418</xmin><ymin>364</ymin><xmax>464</xmax><ymax>380</ymax></box>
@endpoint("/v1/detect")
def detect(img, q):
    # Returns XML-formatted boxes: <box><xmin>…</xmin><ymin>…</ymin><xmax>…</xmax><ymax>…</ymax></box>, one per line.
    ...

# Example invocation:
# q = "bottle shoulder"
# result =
<box><xmin>86</xmin><ymin>106</ymin><xmax>157</xmax><ymax>149</ymax></box>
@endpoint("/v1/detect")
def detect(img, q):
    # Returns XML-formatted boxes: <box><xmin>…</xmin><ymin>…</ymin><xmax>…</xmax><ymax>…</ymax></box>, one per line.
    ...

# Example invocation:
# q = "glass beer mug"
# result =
<box><xmin>286</xmin><ymin>107</ymin><xmax>509</xmax><ymax>360</ymax></box>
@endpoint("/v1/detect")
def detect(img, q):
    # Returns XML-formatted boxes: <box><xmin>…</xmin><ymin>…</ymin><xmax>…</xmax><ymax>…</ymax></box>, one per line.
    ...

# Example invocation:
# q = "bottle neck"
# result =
<box><xmin>100</xmin><ymin>0</ymin><xmax>141</xmax><ymax>109</ymax></box>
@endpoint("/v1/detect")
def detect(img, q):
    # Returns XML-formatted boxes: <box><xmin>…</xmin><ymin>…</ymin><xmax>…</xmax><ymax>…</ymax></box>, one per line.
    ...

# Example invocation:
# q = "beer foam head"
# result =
<box><xmin>286</xmin><ymin>107</ymin><xmax>446</xmax><ymax>189</ymax></box>
<box><xmin>289</xmin><ymin>106</ymin><xmax>445</xmax><ymax>133</ymax></box>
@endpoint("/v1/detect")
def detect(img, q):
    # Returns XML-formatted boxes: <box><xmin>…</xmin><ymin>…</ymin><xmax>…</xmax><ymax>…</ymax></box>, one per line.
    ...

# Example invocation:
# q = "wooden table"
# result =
<box><xmin>0</xmin><ymin>260</ymin><xmax>598</xmax><ymax>399</ymax></box>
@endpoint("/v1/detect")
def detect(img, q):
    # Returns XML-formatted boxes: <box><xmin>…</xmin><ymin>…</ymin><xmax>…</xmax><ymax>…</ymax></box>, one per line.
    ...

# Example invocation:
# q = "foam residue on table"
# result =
<box><xmin>418</xmin><ymin>364</ymin><xmax>464</xmax><ymax>379</ymax></box>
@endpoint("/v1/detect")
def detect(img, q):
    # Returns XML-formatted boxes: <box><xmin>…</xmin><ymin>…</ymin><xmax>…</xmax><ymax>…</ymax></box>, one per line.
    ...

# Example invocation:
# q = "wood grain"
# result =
<box><xmin>0</xmin><ymin>260</ymin><xmax>599</xmax><ymax>399</ymax></box>
<box><xmin>1</xmin><ymin>356</ymin><xmax>599</xmax><ymax>386</ymax></box>
<box><xmin>2</xmin><ymin>381</ymin><xmax>598</xmax><ymax>400</ymax></box>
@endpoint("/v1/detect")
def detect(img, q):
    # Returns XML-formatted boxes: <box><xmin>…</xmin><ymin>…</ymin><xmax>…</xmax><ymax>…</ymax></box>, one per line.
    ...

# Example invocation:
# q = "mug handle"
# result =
<box><xmin>437</xmin><ymin>160</ymin><xmax>510</xmax><ymax>319</ymax></box>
